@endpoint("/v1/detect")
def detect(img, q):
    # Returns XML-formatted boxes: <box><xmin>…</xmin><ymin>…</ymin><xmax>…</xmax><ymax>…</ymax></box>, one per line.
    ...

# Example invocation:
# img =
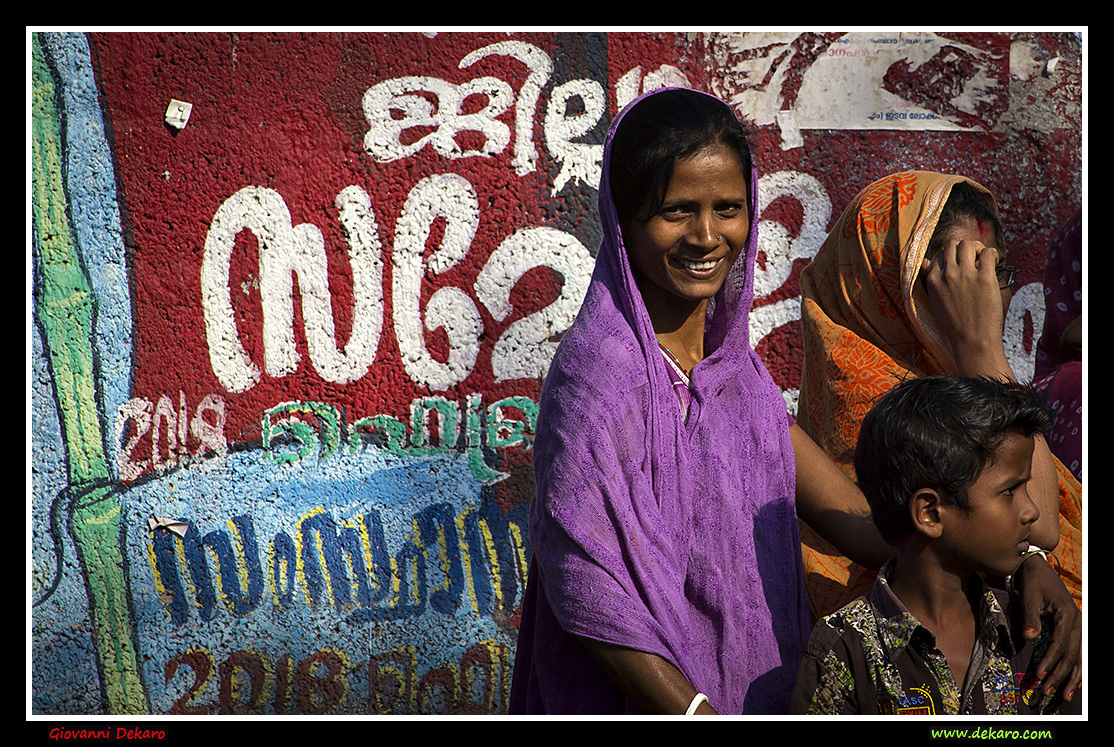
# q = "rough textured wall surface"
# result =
<box><xmin>30</xmin><ymin>30</ymin><xmax>1082</xmax><ymax>715</ymax></box>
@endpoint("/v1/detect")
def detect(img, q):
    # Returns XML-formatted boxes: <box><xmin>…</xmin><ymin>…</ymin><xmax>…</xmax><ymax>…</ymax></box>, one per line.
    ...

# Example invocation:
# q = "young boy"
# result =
<box><xmin>790</xmin><ymin>376</ymin><xmax>1080</xmax><ymax>715</ymax></box>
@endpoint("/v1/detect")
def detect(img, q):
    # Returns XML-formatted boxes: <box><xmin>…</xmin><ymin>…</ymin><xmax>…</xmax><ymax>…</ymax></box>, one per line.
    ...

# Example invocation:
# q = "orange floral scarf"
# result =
<box><xmin>797</xmin><ymin>171</ymin><xmax>1082</xmax><ymax>618</ymax></box>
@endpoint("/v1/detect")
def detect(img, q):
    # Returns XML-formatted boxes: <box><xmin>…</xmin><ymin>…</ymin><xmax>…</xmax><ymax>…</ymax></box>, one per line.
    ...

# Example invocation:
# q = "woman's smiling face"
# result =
<box><xmin>623</xmin><ymin>144</ymin><xmax>751</xmax><ymax>314</ymax></box>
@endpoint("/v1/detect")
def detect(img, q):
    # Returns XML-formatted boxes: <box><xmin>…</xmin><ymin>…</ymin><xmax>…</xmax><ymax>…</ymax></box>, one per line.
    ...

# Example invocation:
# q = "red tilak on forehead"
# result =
<box><xmin>975</xmin><ymin>219</ymin><xmax>999</xmax><ymax>247</ymax></box>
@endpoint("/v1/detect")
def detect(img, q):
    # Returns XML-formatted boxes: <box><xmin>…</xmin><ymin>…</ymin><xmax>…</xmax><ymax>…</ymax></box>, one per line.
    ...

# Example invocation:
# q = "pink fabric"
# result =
<box><xmin>509</xmin><ymin>88</ymin><xmax>808</xmax><ymax>714</ymax></box>
<box><xmin>1033</xmin><ymin>208</ymin><xmax>1083</xmax><ymax>480</ymax></box>
<box><xmin>1034</xmin><ymin>360</ymin><xmax>1082</xmax><ymax>480</ymax></box>
<box><xmin>1034</xmin><ymin>209</ymin><xmax>1082</xmax><ymax>380</ymax></box>
<box><xmin>659</xmin><ymin>346</ymin><xmax>693</xmax><ymax>420</ymax></box>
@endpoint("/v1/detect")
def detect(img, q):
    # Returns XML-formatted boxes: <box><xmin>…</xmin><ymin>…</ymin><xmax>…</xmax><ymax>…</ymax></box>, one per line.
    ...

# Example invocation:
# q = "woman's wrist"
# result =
<box><xmin>685</xmin><ymin>692</ymin><xmax>709</xmax><ymax>715</ymax></box>
<box><xmin>1007</xmin><ymin>547</ymin><xmax>1048</xmax><ymax>594</ymax></box>
<box><xmin>951</xmin><ymin>343</ymin><xmax>1014</xmax><ymax>381</ymax></box>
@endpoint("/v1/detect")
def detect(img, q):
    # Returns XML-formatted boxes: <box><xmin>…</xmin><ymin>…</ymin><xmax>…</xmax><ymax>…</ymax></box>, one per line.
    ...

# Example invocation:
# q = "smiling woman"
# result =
<box><xmin>606</xmin><ymin>89</ymin><xmax>759</xmax><ymax>414</ymax></box>
<box><xmin>508</xmin><ymin>88</ymin><xmax>815</xmax><ymax>715</ymax></box>
<box><xmin>624</xmin><ymin>145</ymin><xmax>750</xmax><ymax>376</ymax></box>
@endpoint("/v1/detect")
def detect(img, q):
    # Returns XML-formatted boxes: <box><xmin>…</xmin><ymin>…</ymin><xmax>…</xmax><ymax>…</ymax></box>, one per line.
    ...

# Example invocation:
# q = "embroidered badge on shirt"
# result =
<box><xmin>878</xmin><ymin>685</ymin><xmax>936</xmax><ymax>715</ymax></box>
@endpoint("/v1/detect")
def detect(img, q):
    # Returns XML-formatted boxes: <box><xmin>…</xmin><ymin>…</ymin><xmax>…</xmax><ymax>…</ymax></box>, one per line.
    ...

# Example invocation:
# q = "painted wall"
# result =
<box><xmin>30</xmin><ymin>30</ymin><xmax>1082</xmax><ymax>715</ymax></box>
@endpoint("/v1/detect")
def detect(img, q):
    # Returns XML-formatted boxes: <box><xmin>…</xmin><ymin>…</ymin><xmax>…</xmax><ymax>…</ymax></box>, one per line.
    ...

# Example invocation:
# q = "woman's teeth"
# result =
<box><xmin>678</xmin><ymin>258</ymin><xmax>719</xmax><ymax>271</ymax></box>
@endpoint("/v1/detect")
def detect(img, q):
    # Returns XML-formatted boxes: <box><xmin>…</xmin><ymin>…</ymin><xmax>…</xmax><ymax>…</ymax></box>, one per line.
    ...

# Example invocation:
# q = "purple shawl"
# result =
<box><xmin>509</xmin><ymin>88</ymin><xmax>809</xmax><ymax>715</ymax></box>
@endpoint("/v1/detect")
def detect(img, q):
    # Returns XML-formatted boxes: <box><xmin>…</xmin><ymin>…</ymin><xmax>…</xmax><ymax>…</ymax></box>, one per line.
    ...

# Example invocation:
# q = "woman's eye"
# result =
<box><xmin>717</xmin><ymin>205</ymin><xmax>742</xmax><ymax>218</ymax></box>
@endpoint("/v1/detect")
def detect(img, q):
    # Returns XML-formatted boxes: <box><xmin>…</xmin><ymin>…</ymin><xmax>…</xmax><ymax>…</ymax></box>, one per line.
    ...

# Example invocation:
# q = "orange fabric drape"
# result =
<box><xmin>797</xmin><ymin>171</ymin><xmax>1082</xmax><ymax>619</ymax></box>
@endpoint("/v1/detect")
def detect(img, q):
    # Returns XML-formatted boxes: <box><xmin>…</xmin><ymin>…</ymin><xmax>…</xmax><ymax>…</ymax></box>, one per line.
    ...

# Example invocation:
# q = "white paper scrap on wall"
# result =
<box><xmin>165</xmin><ymin>99</ymin><xmax>192</xmax><ymax>130</ymax></box>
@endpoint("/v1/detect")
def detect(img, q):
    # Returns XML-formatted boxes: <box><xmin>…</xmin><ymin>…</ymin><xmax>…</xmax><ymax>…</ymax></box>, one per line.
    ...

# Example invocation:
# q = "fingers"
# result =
<box><xmin>1062</xmin><ymin>666</ymin><xmax>1083</xmax><ymax>704</ymax></box>
<box><xmin>1014</xmin><ymin>554</ymin><xmax>1084</xmax><ymax>705</ymax></box>
<box><xmin>1032</xmin><ymin>597</ymin><xmax>1083</xmax><ymax>702</ymax></box>
<box><xmin>1036</xmin><ymin>639</ymin><xmax>1083</xmax><ymax>702</ymax></box>
<box><xmin>920</xmin><ymin>239</ymin><xmax>1003</xmax><ymax>316</ymax></box>
<box><xmin>925</xmin><ymin>239</ymin><xmax>998</xmax><ymax>272</ymax></box>
<box><xmin>921</xmin><ymin>241</ymin><xmax>999</xmax><ymax>293</ymax></box>
<box><xmin>919</xmin><ymin>234</ymin><xmax>1012</xmax><ymax>377</ymax></box>
<box><xmin>1018</xmin><ymin>585</ymin><xmax>1043</xmax><ymax>643</ymax></box>
<box><xmin>951</xmin><ymin>237</ymin><xmax>981</xmax><ymax>267</ymax></box>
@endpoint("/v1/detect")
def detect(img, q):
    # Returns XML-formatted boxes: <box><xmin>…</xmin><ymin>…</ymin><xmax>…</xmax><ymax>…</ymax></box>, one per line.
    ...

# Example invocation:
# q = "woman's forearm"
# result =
<box><xmin>1026</xmin><ymin>433</ymin><xmax>1062</xmax><ymax>551</ymax></box>
<box><xmin>580</xmin><ymin>639</ymin><xmax>717</xmax><ymax>715</ymax></box>
<box><xmin>791</xmin><ymin>424</ymin><xmax>891</xmax><ymax>569</ymax></box>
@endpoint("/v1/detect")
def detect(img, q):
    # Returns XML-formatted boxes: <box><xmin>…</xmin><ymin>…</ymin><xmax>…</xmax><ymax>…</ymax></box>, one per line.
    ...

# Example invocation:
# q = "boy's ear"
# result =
<box><xmin>909</xmin><ymin>488</ymin><xmax>944</xmax><ymax>539</ymax></box>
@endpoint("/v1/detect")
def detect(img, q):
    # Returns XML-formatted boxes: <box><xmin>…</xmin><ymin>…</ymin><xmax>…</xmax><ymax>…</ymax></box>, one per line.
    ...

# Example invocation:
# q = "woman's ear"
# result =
<box><xmin>909</xmin><ymin>488</ymin><xmax>944</xmax><ymax>539</ymax></box>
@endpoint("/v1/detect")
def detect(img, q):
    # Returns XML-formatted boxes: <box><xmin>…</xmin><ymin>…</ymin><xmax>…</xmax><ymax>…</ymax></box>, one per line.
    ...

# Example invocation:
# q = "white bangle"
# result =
<box><xmin>685</xmin><ymin>692</ymin><xmax>708</xmax><ymax>715</ymax></box>
<box><xmin>1006</xmin><ymin>547</ymin><xmax>1048</xmax><ymax>594</ymax></box>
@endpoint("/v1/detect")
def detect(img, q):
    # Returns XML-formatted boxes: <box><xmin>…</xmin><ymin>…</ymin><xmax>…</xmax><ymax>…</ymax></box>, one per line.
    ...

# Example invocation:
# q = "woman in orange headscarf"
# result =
<box><xmin>796</xmin><ymin>171</ymin><xmax>1082</xmax><ymax>619</ymax></box>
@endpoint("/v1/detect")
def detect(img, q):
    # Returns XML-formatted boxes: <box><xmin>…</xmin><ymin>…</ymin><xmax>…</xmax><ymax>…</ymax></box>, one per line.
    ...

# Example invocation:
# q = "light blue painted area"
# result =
<box><xmin>30</xmin><ymin>327</ymin><xmax>103</xmax><ymax>714</ymax></box>
<box><xmin>120</xmin><ymin>446</ymin><xmax>528</xmax><ymax>714</ymax></box>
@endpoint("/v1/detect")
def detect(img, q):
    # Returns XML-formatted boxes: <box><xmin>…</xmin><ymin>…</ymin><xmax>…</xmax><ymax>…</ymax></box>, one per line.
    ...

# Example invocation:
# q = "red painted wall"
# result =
<box><xmin>89</xmin><ymin>31</ymin><xmax>1081</xmax><ymax>444</ymax></box>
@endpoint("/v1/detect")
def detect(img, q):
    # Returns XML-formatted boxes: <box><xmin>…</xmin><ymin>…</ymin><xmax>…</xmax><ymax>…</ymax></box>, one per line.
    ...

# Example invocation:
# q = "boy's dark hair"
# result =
<box><xmin>608</xmin><ymin>88</ymin><xmax>754</xmax><ymax>230</ymax></box>
<box><xmin>853</xmin><ymin>376</ymin><xmax>1053</xmax><ymax>545</ymax></box>
<box><xmin>925</xmin><ymin>181</ymin><xmax>1003</xmax><ymax>259</ymax></box>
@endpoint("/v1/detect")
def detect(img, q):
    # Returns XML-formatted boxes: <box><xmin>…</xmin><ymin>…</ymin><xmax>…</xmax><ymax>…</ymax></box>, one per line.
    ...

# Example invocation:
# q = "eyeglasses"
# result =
<box><xmin>996</xmin><ymin>265</ymin><xmax>1016</xmax><ymax>289</ymax></box>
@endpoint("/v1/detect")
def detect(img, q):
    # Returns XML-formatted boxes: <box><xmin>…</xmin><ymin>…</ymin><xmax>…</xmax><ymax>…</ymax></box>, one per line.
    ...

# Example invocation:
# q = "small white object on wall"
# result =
<box><xmin>165</xmin><ymin>99</ymin><xmax>193</xmax><ymax>130</ymax></box>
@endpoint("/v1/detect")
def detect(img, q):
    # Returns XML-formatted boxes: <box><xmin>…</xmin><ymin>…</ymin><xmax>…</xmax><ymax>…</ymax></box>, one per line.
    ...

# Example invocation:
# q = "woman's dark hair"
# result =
<box><xmin>608</xmin><ymin>89</ymin><xmax>753</xmax><ymax>228</ymax></box>
<box><xmin>853</xmin><ymin>375</ymin><xmax>1053</xmax><ymax>545</ymax></box>
<box><xmin>925</xmin><ymin>181</ymin><xmax>1002</xmax><ymax>259</ymax></box>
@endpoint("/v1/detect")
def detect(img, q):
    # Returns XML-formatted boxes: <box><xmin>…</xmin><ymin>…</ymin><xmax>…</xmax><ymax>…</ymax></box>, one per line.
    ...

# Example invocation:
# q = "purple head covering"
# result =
<box><xmin>509</xmin><ymin>88</ymin><xmax>809</xmax><ymax>714</ymax></box>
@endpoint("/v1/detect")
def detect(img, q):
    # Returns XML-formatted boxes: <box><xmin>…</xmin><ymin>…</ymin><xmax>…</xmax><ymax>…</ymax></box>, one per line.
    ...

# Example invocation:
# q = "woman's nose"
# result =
<box><xmin>688</xmin><ymin>213</ymin><xmax>720</xmax><ymax>249</ymax></box>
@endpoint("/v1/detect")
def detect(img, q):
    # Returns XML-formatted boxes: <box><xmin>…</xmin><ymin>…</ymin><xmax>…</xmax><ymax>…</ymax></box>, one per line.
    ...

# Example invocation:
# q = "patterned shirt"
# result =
<box><xmin>790</xmin><ymin>560</ymin><xmax>1079</xmax><ymax>715</ymax></box>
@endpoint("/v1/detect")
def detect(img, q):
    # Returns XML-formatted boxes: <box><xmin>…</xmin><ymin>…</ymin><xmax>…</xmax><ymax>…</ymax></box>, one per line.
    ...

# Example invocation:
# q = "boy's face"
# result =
<box><xmin>936</xmin><ymin>432</ymin><xmax>1040</xmax><ymax>577</ymax></box>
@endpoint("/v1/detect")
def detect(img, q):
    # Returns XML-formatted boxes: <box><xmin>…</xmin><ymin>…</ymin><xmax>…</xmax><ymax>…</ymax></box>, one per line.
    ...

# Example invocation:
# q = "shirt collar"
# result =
<box><xmin>868</xmin><ymin>559</ymin><xmax>1016</xmax><ymax>660</ymax></box>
